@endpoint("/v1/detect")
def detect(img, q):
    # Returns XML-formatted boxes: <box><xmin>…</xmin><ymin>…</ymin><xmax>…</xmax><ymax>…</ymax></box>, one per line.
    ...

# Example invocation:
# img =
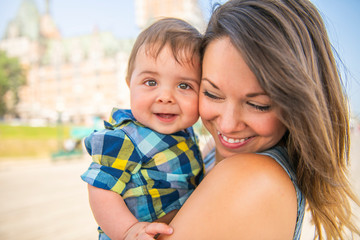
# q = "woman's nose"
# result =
<box><xmin>218</xmin><ymin>105</ymin><xmax>246</xmax><ymax>133</ymax></box>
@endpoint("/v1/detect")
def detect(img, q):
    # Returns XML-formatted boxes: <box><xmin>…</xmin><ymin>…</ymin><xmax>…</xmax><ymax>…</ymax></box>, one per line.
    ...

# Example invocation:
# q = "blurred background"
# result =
<box><xmin>0</xmin><ymin>0</ymin><xmax>359</xmax><ymax>239</ymax></box>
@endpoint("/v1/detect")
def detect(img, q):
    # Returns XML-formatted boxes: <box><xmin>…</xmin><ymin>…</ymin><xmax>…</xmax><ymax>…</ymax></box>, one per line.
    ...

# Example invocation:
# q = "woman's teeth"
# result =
<box><xmin>218</xmin><ymin>131</ymin><xmax>249</xmax><ymax>143</ymax></box>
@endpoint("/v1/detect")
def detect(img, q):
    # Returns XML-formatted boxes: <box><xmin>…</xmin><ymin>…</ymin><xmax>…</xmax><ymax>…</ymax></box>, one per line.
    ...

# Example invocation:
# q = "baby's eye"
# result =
<box><xmin>145</xmin><ymin>80</ymin><xmax>157</xmax><ymax>86</ymax></box>
<box><xmin>178</xmin><ymin>83</ymin><xmax>191</xmax><ymax>90</ymax></box>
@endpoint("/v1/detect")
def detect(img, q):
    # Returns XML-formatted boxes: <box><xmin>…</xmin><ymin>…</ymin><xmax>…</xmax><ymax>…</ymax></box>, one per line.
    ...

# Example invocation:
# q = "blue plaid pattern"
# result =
<box><xmin>81</xmin><ymin>108</ymin><xmax>204</xmax><ymax>223</ymax></box>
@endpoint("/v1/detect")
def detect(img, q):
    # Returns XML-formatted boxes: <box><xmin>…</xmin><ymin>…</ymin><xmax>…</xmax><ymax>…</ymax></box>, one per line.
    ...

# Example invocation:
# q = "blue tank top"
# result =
<box><xmin>203</xmin><ymin>146</ymin><xmax>305</xmax><ymax>240</ymax></box>
<box><xmin>258</xmin><ymin>146</ymin><xmax>305</xmax><ymax>240</ymax></box>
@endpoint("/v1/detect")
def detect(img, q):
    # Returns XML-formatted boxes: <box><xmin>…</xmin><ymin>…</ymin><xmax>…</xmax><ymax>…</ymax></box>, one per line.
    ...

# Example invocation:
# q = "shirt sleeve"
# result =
<box><xmin>81</xmin><ymin>128</ymin><xmax>144</xmax><ymax>195</ymax></box>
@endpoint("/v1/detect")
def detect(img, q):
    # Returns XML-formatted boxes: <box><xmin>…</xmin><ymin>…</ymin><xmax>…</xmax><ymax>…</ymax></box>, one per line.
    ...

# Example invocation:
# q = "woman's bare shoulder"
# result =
<box><xmin>158</xmin><ymin>153</ymin><xmax>298</xmax><ymax>240</ymax></box>
<box><xmin>213</xmin><ymin>152</ymin><xmax>293</xmax><ymax>186</ymax></box>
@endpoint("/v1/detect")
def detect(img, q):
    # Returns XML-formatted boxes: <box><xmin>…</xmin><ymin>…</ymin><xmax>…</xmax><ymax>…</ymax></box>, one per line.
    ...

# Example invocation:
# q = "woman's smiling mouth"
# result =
<box><xmin>217</xmin><ymin>131</ymin><xmax>253</xmax><ymax>148</ymax></box>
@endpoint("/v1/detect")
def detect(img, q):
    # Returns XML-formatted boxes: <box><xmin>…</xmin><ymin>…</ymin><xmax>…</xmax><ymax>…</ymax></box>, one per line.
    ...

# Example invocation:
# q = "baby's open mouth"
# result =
<box><xmin>156</xmin><ymin>113</ymin><xmax>176</xmax><ymax>119</ymax></box>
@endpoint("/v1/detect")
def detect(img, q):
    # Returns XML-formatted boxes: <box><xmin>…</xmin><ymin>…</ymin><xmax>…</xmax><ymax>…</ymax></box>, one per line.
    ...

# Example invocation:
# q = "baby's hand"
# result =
<box><xmin>124</xmin><ymin>222</ymin><xmax>173</xmax><ymax>240</ymax></box>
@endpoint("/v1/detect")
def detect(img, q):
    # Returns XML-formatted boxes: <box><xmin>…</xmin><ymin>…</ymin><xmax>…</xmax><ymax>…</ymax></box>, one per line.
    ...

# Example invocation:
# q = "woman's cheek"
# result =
<box><xmin>199</xmin><ymin>96</ymin><xmax>211</xmax><ymax>120</ymax></box>
<box><xmin>255</xmin><ymin>115</ymin><xmax>287</xmax><ymax>140</ymax></box>
<box><xmin>199</xmin><ymin>100</ymin><xmax>217</xmax><ymax>137</ymax></box>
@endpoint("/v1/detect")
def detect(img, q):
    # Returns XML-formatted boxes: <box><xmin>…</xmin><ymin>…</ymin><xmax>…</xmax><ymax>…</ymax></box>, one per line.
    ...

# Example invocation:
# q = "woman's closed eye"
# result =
<box><xmin>203</xmin><ymin>90</ymin><xmax>222</xmax><ymax>100</ymax></box>
<box><xmin>247</xmin><ymin>102</ymin><xmax>271</xmax><ymax>112</ymax></box>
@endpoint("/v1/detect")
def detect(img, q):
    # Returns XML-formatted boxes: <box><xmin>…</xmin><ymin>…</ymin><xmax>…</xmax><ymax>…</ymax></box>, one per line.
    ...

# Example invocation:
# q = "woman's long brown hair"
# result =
<box><xmin>202</xmin><ymin>0</ymin><xmax>360</xmax><ymax>239</ymax></box>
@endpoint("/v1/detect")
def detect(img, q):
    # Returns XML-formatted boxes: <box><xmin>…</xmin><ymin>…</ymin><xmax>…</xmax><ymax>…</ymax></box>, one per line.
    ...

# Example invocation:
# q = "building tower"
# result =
<box><xmin>134</xmin><ymin>0</ymin><xmax>205</xmax><ymax>31</ymax></box>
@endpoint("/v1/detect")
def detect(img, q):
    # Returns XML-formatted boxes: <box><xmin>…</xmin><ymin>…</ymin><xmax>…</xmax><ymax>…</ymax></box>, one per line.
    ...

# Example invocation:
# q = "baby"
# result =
<box><xmin>81</xmin><ymin>18</ymin><xmax>203</xmax><ymax>239</ymax></box>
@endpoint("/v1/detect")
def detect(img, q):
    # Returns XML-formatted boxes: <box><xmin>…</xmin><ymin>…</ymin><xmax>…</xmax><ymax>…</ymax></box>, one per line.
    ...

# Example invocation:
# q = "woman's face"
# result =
<box><xmin>199</xmin><ymin>37</ymin><xmax>287</xmax><ymax>161</ymax></box>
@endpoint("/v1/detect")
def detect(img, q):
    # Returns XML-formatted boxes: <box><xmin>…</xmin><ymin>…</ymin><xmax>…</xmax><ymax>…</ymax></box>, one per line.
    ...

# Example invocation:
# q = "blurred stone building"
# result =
<box><xmin>135</xmin><ymin>0</ymin><xmax>206</xmax><ymax>30</ymax></box>
<box><xmin>0</xmin><ymin>0</ymin><xmax>204</xmax><ymax>125</ymax></box>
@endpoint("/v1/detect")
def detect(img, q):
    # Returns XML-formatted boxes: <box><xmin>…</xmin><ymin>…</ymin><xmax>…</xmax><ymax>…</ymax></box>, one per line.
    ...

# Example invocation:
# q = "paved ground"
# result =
<box><xmin>0</xmin><ymin>157</ymin><xmax>98</xmax><ymax>240</ymax></box>
<box><xmin>0</xmin><ymin>133</ymin><xmax>359</xmax><ymax>240</ymax></box>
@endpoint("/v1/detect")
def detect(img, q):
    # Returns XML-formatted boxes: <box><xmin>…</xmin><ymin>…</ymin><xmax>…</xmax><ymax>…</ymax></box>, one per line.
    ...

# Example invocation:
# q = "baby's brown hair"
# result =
<box><xmin>126</xmin><ymin>18</ymin><xmax>202</xmax><ymax>84</ymax></box>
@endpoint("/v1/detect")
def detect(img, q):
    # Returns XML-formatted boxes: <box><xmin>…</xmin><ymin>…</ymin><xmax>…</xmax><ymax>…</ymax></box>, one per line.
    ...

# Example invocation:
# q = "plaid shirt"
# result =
<box><xmin>81</xmin><ymin>109</ymin><xmax>204</xmax><ymax>222</ymax></box>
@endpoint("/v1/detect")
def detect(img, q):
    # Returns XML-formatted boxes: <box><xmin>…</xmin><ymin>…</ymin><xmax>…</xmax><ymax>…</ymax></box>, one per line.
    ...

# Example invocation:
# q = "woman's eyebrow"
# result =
<box><xmin>202</xmin><ymin>78</ymin><xmax>267</xmax><ymax>97</ymax></box>
<box><xmin>246</xmin><ymin>92</ymin><xmax>268</xmax><ymax>98</ymax></box>
<box><xmin>201</xmin><ymin>78</ymin><xmax>219</xmax><ymax>89</ymax></box>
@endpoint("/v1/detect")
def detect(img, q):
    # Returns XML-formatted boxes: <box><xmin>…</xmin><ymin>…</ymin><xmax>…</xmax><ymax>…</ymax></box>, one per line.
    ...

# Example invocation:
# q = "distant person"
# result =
<box><xmin>156</xmin><ymin>0</ymin><xmax>360</xmax><ymax>239</ymax></box>
<box><xmin>81</xmin><ymin>18</ymin><xmax>203</xmax><ymax>239</ymax></box>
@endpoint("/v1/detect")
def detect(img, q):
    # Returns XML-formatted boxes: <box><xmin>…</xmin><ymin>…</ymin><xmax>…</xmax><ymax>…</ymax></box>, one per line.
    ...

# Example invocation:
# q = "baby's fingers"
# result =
<box><xmin>145</xmin><ymin>222</ymin><xmax>173</xmax><ymax>236</ymax></box>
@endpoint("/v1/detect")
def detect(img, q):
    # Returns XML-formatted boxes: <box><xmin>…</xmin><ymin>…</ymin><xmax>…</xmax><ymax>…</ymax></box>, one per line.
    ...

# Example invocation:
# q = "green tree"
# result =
<box><xmin>0</xmin><ymin>51</ymin><xmax>26</xmax><ymax>118</ymax></box>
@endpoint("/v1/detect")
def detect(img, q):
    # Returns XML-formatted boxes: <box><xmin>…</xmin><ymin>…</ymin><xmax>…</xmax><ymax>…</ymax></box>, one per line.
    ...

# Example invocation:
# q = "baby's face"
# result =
<box><xmin>128</xmin><ymin>45</ymin><xmax>201</xmax><ymax>134</ymax></box>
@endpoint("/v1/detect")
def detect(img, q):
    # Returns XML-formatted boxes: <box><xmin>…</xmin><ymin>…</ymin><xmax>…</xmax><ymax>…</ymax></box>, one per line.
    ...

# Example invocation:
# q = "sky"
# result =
<box><xmin>0</xmin><ymin>0</ymin><xmax>359</xmax><ymax>116</ymax></box>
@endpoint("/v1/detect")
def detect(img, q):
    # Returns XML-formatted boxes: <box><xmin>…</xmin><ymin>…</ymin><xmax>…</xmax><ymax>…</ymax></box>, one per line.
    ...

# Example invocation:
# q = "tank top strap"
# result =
<box><xmin>258</xmin><ymin>146</ymin><xmax>305</xmax><ymax>240</ymax></box>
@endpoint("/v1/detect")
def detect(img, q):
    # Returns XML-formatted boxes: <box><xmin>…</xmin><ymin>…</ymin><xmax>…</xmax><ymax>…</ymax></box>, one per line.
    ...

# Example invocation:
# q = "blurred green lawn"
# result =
<box><xmin>0</xmin><ymin>123</ymin><xmax>70</xmax><ymax>159</ymax></box>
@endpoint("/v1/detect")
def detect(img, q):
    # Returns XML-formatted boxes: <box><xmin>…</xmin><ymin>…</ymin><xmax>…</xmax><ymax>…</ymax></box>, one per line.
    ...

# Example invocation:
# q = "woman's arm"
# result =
<box><xmin>158</xmin><ymin>153</ymin><xmax>298</xmax><ymax>240</ymax></box>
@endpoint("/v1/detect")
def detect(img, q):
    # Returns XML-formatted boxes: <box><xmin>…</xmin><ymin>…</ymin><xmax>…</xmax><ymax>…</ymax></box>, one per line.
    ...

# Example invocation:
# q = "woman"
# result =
<box><xmin>158</xmin><ymin>0</ymin><xmax>360</xmax><ymax>239</ymax></box>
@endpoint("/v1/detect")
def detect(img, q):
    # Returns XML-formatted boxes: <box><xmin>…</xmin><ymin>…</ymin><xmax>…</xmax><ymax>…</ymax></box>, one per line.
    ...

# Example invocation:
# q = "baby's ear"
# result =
<box><xmin>126</xmin><ymin>79</ymin><xmax>130</xmax><ymax>87</ymax></box>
